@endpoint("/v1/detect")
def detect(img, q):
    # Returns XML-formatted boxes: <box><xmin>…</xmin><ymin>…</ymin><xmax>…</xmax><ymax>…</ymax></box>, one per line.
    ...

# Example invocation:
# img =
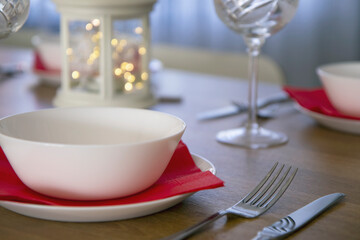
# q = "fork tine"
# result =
<box><xmin>256</xmin><ymin>165</ymin><xmax>291</xmax><ymax>207</ymax></box>
<box><xmin>250</xmin><ymin>164</ymin><xmax>285</xmax><ymax>205</ymax></box>
<box><xmin>242</xmin><ymin>162</ymin><xmax>278</xmax><ymax>203</ymax></box>
<box><xmin>260</xmin><ymin>167</ymin><xmax>298</xmax><ymax>208</ymax></box>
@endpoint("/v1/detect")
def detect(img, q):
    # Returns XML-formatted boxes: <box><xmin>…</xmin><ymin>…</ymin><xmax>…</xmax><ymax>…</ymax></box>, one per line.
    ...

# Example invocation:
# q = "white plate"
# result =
<box><xmin>296</xmin><ymin>104</ymin><xmax>360</xmax><ymax>135</ymax></box>
<box><xmin>0</xmin><ymin>154</ymin><xmax>215</xmax><ymax>222</ymax></box>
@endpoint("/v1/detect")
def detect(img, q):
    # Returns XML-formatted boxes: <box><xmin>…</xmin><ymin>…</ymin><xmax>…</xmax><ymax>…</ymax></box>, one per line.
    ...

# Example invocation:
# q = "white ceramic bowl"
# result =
<box><xmin>0</xmin><ymin>107</ymin><xmax>185</xmax><ymax>201</ymax></box>
<box><xmin>317</xmin><ymin>62</ymin><xmax>360</xmax><ymax>117</ymax></box>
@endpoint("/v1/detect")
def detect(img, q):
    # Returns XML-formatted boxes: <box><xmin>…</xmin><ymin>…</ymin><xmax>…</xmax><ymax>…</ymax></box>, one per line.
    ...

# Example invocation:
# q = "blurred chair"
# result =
<box><xmin>152</xmin><ymin>44</ymin><xmax>285</xmax><ymax>85</ymax></box>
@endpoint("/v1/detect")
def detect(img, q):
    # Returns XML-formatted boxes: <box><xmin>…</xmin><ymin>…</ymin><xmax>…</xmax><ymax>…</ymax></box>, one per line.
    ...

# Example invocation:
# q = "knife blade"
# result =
<box><xmin>252</xmin><ymin>193</ymin><xmax>345</xmax><ymax>240</ymax></box>
<box><xmin>197</xmin><ymin>91</ymin><xmax>290</xmax><ymax>121</ymax></box>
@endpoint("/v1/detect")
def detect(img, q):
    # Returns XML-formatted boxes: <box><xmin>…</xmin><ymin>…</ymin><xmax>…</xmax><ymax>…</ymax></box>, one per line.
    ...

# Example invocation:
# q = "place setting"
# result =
<box><xmin>0</xmin><ymin>106</ymin><xmax>227</xmax><ymax>222</ymax></box>
<box><xmin>284</xmin><ymin>62</ymin><xmax>360</xmax><ymax>135</ymax></box>
<box><xmin>0</xmin><ymin>0</ymin><xmax>358</xmax><ymax>239</ymax></box>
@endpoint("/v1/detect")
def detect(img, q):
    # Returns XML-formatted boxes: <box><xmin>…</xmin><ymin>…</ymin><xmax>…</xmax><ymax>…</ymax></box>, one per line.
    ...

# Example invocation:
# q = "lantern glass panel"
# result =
<box><xmin>67</xmin><ymin>19</ymin><xmax>101</xmax><ymax>93</ymax></box>
<box><xmin>112</xmin><ymin>18</ymin><xmax>147</xmax><ymax>94</ymax></box>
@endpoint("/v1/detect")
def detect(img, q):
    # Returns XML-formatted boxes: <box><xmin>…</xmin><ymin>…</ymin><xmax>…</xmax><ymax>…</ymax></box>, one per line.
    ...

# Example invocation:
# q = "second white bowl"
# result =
<box><xmin>317</xmin><ymin>61</ymin><xmax>360</xmax><ymax>117</ymax></box>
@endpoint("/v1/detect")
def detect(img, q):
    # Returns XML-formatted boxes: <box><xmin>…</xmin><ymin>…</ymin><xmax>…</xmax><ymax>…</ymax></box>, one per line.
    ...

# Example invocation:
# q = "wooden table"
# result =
<box><xmin>0</xmin><ymin>48</ymin><xmax>359</xmax><ymax>240</ymax></box>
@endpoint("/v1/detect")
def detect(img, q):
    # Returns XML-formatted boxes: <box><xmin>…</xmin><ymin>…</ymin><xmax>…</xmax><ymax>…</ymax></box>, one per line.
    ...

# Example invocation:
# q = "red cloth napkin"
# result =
<box><xmin>33</xmin><ymin>51</ymin><xmax>61</xmax><ymax>74</ymax></box>
<box><xmin>283</xmin><ymin>86</ymin><xmax>360</xmax><ymax>120</ymax></box>
<box><xmin>0</xmin><ymin>141</ymin><xmax>224</xmax><ymax>207</ymax></box>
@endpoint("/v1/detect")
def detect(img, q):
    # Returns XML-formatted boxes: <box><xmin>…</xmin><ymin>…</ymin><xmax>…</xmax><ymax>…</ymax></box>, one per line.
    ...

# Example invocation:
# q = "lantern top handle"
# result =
<box><xmin>52</xmin><ymin>0</ymin><xmax>158</xmax><ymax>15</ymax></box>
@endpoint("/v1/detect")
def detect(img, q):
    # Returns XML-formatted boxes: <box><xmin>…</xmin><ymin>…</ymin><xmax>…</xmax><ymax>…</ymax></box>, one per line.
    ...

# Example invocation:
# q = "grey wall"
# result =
<box><xmin>151</xmin><ymin>0</ymin><xmax>360</xmax><ymax>87</ymax></box>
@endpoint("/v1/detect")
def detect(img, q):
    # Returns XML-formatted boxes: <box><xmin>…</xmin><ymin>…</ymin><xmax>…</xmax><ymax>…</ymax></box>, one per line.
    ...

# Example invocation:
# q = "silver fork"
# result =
<box><xmin>161</xmin><ymin>162</ymin><xmax>297</xmax><ymax>240</ymax></box>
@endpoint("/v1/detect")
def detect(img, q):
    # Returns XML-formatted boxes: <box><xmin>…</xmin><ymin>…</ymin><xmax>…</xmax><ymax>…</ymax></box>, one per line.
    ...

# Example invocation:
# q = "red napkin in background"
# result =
<box><xmin>0</xmin><ymin>141</ymin><xmax>224</xmax><ymax>206</ymax></box>
<box><xmin>33</xmin><ymin>51</ymin><xmax>61</xmax><ymax>74</ymax></box>
<box><xmin>283</xmin><ymin>86</ymin><xmax>360</xmax><ymax>120</ymax></box>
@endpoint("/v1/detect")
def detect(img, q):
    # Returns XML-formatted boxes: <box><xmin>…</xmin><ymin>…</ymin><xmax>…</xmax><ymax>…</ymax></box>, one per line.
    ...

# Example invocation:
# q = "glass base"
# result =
<box><xmin>216</xmin><ymin>125</ymin><xmax>288</xmax><ymax>149</ymax></box>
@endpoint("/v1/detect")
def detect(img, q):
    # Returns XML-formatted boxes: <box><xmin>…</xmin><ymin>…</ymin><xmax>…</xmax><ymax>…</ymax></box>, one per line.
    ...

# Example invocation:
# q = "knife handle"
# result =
<box><xmin>252</xmin><ymin>216</ymin><xmax>295</xmax><ymax>240</ymax></box>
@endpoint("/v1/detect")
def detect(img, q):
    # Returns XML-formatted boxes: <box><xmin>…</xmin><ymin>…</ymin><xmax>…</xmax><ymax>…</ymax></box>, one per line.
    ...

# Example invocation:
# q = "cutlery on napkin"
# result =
<box><xmin>252</xmin><ymin>193</ymin><xmax>345</xmax><ymax>240</ymax></box>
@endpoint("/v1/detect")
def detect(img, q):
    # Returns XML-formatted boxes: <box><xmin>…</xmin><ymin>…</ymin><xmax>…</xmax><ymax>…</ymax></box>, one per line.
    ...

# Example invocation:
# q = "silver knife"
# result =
<box><xmin>197</xmin><ymin>91</ymin><xmax>290</xmax><ymax>121</ymax></box>
<box><xmin>252</xmin><ymin>193</ymin><xmax>345</xmax><ymax>240</ymax></box>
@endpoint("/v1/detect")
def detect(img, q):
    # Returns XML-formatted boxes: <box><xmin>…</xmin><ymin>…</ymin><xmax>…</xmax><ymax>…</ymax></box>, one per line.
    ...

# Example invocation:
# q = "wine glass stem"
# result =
<box><xmin>244</xmin><ymin>37</ymin><xmax>265</xmax><ymax>131</ymax></box>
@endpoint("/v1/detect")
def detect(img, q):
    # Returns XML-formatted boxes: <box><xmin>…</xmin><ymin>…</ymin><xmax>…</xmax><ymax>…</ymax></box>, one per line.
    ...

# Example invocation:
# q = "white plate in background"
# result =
<box><xmin>296</xmin><ymin>104</ymin><xmax>360</xmax><ymax>135</ymax></box>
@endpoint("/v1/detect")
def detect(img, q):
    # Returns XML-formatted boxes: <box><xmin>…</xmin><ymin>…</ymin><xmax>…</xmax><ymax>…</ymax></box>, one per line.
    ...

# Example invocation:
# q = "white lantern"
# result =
<box><xmin>51</xmin><ymin>0</ymin><xmax>157</xmax><ymax>107</ymax></box>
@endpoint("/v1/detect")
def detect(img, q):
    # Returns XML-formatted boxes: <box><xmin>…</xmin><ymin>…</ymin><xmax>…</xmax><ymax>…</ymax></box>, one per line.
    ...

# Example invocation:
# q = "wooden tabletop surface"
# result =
<box><xmin>0</xmin><ymin>48</ymin><xmax>359</xmax><ymax>240</ymax></box>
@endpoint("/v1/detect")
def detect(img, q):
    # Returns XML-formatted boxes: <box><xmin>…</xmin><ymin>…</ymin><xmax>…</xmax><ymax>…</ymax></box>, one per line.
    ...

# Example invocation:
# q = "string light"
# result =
<box><xmin>135</xmin><ymin>82</ymin><xmax>143</xmax><ymax>89</ymax></box>
<box><xmin>124</xmin><ymin>72</ymin><xmax>131</xmax><ymax>80</ymax></box>
<box><xmin>72</xmin><ymin>71</ymin><xmax>80</xmax><ymax>79</ymax></box>
<box><xmin>134</xmin><ymin>27</ymin><xmax>143</xmax><ymax>34</ymax></box>
<box><xmin>119</xmin><ymin>39</ymin><xmax>127</xmax><ymax>47</ymax></box>
<box><xmin>91</xmin><ymin>35</ymin><xmax>98</xmax><ymax>43</ymax></box>
<box><xmin>114</xmin><ymin>68</ymin><xmax>122</xmax><ymax>76</ymax></box>
<box><xmin>125</xmin><ymin>63</ymin><xmax>134</xmax><ymax>71</ymax></box>
<box><xmin>66</xmin><ymin>48</ymin><xmax>73</xmax><ymax>55</ymax></box>
<box><xmin>85</xmin><ymin>23</ymin><xmax>93</xmax><ymax>31</ymax></box>
<box><xmin>141</xmin><ymin>72</ymin><xmax>148</xmax><ymax>81</ymax></box>
<box><xmin>128</xmin><ymin>74</ymin><xmax>136</xmax><ymax>82</ymax></box>
<box><xmin>111</xmin><ymin>38</ymin><xmax>118</xmax><ymax>46</ymax></box>
<box><xmin>121</xmin><ymin>62</ymin><xmax>128</xmax><ymax>71</ymax></box>
<box><xmin>116</xmin><ymin>45</ymin><xmax>123</xmax><ymax>53</ymax></box>
<box><xmin>124</xmin><ymin>82</ymin><xmax>133</xmax><ymax>91</ymax></box>
<box><xmin>68</xmin><ymin>20</ymin><xmax>149</xmax><ymax>95</ymax></box>
<box><xmin>92</xmin><ymin>19</ymin><xmax>100</xmax><ymax>27</ymax></box>
<box><xmin>138</xmin><ymin>47</ymin><xmax>146</xmax><ymax>55</ymax></box>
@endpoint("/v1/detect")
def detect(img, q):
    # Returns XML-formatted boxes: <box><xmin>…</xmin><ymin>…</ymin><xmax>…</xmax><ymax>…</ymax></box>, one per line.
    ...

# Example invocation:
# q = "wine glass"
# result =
<box><xmin>214</xmin><ymin>0</ymin><xmax>299</xmax><ymax>149</ymax></box>
<box><xmin>0</xmin><ymin>0</ymin><xmax>30</xmax><ymax>39</ymax></box>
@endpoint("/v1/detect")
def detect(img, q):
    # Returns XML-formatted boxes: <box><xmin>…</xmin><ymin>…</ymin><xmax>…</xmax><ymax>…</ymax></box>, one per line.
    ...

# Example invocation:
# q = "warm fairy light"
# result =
<box><xmin>64</xmin><ymin>19</ymin><xmax>152</xmax><ymax>96</ymax></box>
<box><xmin>128</xmin><ymin>74</ymin><xmax>136</xmax><ymax>82</ymax></box>
<box><xmin>138</xmin><ymin>47</ymin><xmax>146</xmax><ymax>55</ymax></box>
<box><xmin>92</xmin><ymin>19</ymin><xmax>100</xmax><ymax>27</ymax></box>
<box><xmin>134</xmin><ymin>27</ymin><xmax>143</xmax><ymax>34</ymax></box>
<box><xmin>124</xmin><ymin>82</ymin><xmax>133</xmax><ymax>91</ymax></box>
<box><xmin>93</xmin><ymin>49</ymin><xmax>100</xmax><ymax>58</ymax></box>
<box><xmin>114</xmin><ymin>68</ymin><xmax>122</xmax><ymax>76</ymax></box>
<box><xmin>141</xmin><ymin>72</ymin><xmax>148</xmax><ymax>81</ymax></box>
<box><xmin>135</xmin><ymin>82</ymin><xmax>144</xmax><ymax>89</ymax></box>
<box><xmin>124</xmin><ymin>72</ymin><xmax>131</xmax><ymax>80</ymax></box>
<box><xmin>111</xmin><ymin>38</ymin><xmax>118</xmax><ymax>47</ymax></box>
<box><xmin>116</xmin><ymin>45</ymin><xmax>123</xmax><ymax>53</ymax></box>
<box><xmin>91</xmin><ymin>32</ymin><xmax>102</xmax><ymax>42</ymax></box>
<box><xmin>125</xmin><ymin>63</ymin><xmax>134</xmax><ymax>71</ymax></box>
<box><xmin>72</xmin><ymin>71</ymin><xmax>80</xmax><ymax>79</ymax></box>
<box><xmin>66</xmin><ymin>48</ymin><xmax>73</xmax><ymax>55</ymax></box>
<box><xmin>91</xmin><ymin>35</ymin><xmax>98</xmax><ymax>43</ymax></box>
<box><xmin>121</xmin><ymin>62</ymin><xmax>128</xmax><ymax>71</ymax></box>
<box><xmin>89</xmin><ymin>54</ymin><xmax>95</xmax><ymax>61</ymax></box>
<box><xmin>119</xmin><ymin>39</ymin><xmax>127</xmax><ymax>47</ymax></box>
<box><xmin>85</xmin><ymin>23</ymin><xmax>93</xmax><ymax>31</ymax></box>
<box><xmin>89</xmin><ymin>51</ymin><xmax>99</xmax><ymax>61</ymax></box>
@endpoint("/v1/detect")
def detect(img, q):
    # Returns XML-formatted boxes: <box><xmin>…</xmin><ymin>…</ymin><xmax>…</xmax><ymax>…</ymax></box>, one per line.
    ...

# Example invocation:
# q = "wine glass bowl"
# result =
<box><xmin>0</xmin><ymin>0</ymin><xmax>30</xmax><ymax>38</ymax></box>
<box><xmin>214</xmin><ymin>0</ymin><xmax>298</xmax><ymax>38</ymax></box>
<box><xmin>214</xmin><ymin>0</ymin><xmax>299</xmax><ymax>149</ymax></box>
